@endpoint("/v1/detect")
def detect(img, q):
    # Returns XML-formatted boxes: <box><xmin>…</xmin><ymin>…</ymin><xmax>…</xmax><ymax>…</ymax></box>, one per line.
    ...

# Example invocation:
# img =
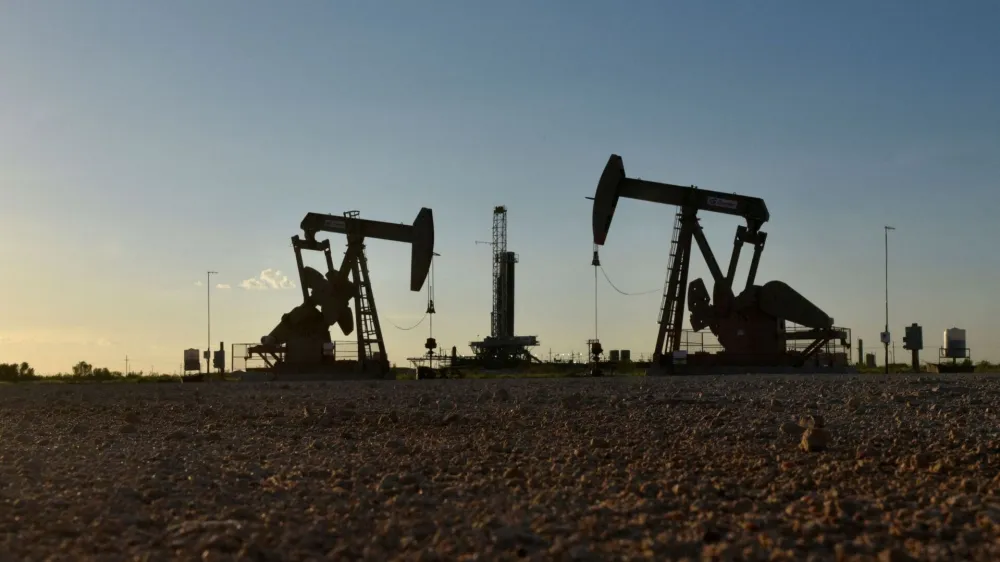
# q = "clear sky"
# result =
<box><xmin>2</xmin><ymin>1</ymin><xmax>998</xmax><ymax>374</ymax></box>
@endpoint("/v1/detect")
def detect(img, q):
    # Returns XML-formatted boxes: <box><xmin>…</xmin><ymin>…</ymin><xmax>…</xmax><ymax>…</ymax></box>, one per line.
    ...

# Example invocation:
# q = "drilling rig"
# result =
<box><xmin>592</xmin><ymin>154</ymin><xmax>851</xmax><ymax>375</ymax></box>
<box><xmin>469</xmin><ymin>205</ymin><xmax>540</xmax><ymax>368</ymax></box>
<box><xmin>244</xmin><ymin>208</ymin><xmax>434</xmax><ymax>379</ymax></box>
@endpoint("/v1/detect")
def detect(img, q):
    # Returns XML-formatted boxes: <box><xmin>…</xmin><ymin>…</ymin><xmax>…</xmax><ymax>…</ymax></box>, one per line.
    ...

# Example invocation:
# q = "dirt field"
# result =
<box><xmin>2</xmin><ymin>374</ymin><xmax>999</xmax><ymax>561</ymax></box>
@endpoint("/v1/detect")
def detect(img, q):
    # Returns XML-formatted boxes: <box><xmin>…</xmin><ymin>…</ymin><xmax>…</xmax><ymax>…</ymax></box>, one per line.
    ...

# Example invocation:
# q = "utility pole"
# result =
<box><xmin>207</xmin><ymin>270</ymin><xmax>217</xmax><ymax>373</ymax></box>
<box><xmin>125</xmin><ymin>355</ymin><xmax>129</xmax><ymax>377</ymax></box>
<box><xmin>883</xmin><ymin>226</ymin><xmax>894</xmax><ymax>375</ymax></box>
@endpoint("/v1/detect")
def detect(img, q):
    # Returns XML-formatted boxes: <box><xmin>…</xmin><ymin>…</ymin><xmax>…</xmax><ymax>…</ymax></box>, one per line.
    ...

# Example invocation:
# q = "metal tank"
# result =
<box><xmin>943</xmin><ymin>327</ymin><xmax>967</xmax><ymax>359</ymax></box>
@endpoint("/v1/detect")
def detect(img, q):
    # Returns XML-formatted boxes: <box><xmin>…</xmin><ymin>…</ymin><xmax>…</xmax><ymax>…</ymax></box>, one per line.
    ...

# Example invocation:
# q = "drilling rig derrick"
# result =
<box><xmin>469</xmin><ymin>205</ymin><xmax>540</xmax><ymax>368</ymax></box>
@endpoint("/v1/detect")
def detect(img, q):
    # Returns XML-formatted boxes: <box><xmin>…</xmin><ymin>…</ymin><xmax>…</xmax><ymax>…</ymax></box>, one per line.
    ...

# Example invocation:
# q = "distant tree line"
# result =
<box><xmin>857</xmin><ymin>359</ymin><xmax>999</xmax><ymax>374</ymax></box>
<box><xmin>0</xmin><ymin>361</ymin><xmax>176</xmax><ymax>383</ymax></box>
<box><xmin>0</xmin><ymin>362</ymin><xmax>37</xmax><ymax>382</ymax></box>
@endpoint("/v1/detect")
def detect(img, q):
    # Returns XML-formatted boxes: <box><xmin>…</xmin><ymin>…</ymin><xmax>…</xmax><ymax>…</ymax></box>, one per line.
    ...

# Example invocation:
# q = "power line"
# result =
<box><xmin>386</xmin><ymin>313</ymin><xmax>428</xmax><ymax>331</ymax></box>
<box><xmin>599</xmin><ymin>265</ymin><xmax>660</xmax><ymax>296</ymax></box>
<box><xmin>387</xmin><ymin>254</ymin><xmax>436</xmax><ymax>332</ymax></box>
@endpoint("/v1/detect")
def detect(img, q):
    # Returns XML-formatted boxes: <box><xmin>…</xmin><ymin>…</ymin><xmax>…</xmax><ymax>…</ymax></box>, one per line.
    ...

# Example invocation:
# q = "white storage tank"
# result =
<box><xmin>943</xmin><ymin>327</ymin><xmax>967</xmax><ymax>359</ymax></box>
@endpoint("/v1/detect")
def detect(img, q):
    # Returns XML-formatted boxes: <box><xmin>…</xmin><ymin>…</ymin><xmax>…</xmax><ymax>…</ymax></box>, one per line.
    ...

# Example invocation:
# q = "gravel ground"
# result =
<box><xmin>2</xmin><ymin>373</ymin><xmax>1000</xmax><ymax>561</ymax></box>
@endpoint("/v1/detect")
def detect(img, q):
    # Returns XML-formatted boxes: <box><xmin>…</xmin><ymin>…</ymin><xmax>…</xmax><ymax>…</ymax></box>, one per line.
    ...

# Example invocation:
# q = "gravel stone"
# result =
<box><xmin>2</xmin><ymin>373</ymin><xmax>1000</xmax><ymax>560</ymax></box>
<box><xmin>800</xmin><ymin>427</ymin><xmax>832</xmax><ymax>452</ymax></box>
<box><xmin>781</xmin><ymin>421</ymin><xmax>806</xmax><ymax>436</ymax></box>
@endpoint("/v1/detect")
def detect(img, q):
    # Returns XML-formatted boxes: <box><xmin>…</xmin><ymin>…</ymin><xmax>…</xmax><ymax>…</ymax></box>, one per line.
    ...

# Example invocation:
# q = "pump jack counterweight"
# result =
<box><xmin>591</xmin><ymin>154</ymin><xmax>852</xmax><ymax>375</ymax></box>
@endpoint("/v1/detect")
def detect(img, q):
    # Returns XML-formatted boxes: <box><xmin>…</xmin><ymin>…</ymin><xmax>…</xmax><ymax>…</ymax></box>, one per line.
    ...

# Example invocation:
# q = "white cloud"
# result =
<box><xmin>240</xmin><ymin>268</ymin><xmax>296</xmax><ymax>290</ymax></box>
<box><xmin>196</xmin><ymin>281</ymin><xmax>232</xmax><ymax>289</ymax></box>
<box><xmin>239</xmin><ymin>278</ymin><xmax>265</xmax><ymax>290</ymax></box>
<box><xmin>260</xmin><ymin>269</ymin><xmax>296</xmax><ymax>289</ymax></box>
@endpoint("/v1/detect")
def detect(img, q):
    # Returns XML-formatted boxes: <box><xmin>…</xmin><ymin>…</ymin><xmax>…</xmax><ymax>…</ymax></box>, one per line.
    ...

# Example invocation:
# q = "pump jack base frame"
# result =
<box><xmin>925</xmin><ymin>363</ymin><xmax>974</xmax><ymax>374</ymax></box>
<box><xmin>649</xmin><ymin>324</ymin><xmax>857</xmax><ymax>376</ymax></box>
<box><xmin>243</xmin><ymin>343</ymin><xmax>396</xmax><ymax>381</ymax></box>
<box><xmin>648</xmin><ymin>352</ymin><xmax>859</xmax><ymax>376</ymax></box>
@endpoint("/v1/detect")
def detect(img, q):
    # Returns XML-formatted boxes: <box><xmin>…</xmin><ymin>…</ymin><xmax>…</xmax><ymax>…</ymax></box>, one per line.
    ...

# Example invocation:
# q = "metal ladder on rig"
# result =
<box><xmin>657</xmin><ymin>211</ymin><xmax>687</xmax><ymax>353</ymax></box>
<box><xmin>345</xmin><ymin>211</ymin><xmax>388</xmax><ymax>369</ymax></box>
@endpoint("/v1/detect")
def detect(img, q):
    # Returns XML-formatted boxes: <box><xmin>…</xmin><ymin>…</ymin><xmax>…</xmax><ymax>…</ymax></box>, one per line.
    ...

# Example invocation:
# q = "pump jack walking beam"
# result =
<box><xmin>300</xmin><ymin>208</ymin><xmax>435</xmax><ymax>292</ymax></box>
<box><xmin>593</xmin><ymin>155</ymin><xmax>770</xmax><ymax>244</ymax></box>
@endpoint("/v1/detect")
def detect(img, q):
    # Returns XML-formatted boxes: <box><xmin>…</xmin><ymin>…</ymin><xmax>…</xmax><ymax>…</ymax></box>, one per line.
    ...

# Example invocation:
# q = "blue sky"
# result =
<box><xmin>2</xmin><ymin>0</ymin><xmax>998</xmax><ymax>373</ymax></box>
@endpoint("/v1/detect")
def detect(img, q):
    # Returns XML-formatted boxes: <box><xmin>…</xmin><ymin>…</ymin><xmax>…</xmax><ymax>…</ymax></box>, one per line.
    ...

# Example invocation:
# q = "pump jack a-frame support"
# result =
<box><xmin>653</xmin><ymin>206</ymin><xmax>768</xmax><ymax>363</ymax></box>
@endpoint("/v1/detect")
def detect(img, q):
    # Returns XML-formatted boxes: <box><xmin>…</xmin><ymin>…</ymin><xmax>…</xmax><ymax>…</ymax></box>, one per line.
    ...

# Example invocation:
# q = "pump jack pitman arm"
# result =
<box><xmin>592</xmin><ymin>154</ymin><xmax>770</xmax><ymax>247</ymax></box>
<box><xmin>300</xmin><ymin>208</ymin><xmax>435</xmax><ymax>292</ymax></box>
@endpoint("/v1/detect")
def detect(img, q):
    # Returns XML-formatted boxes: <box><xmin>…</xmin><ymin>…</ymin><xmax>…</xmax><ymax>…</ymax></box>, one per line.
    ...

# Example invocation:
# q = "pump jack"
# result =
<box><xmin>250</xmin><ymin>208</ymin><xmax>434</xmax><ymax>378</ymax></box>
<box><xmin>592</xmin><ymin>154</ymin><xmax>850</xmax><ymax>375</ymax></box>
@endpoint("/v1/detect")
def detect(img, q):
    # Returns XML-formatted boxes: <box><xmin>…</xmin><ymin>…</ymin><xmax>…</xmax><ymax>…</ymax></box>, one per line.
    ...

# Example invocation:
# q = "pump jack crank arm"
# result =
<box><xmin>292</xmin><ymin>236</ymin><xmax>311</xmax><ymax>302</ymax></box>
<box><xmin>745</xmin><ymin>233</ymin><xmax>766</xmax><ymax>291</ymax></box>
<box><xmin>690</xmin><ymin>224</ymin><xmax>726</xmax><ymax>289</ymax></box>
<box><xmin>725</xmin><ymin>226</ymin><xmax>746</xmax><ymax>291</ymax></box>
<box><xmin>724</xmin><ymin>226</ymin><xmax>768</xmax><ymax>294</ymax></box>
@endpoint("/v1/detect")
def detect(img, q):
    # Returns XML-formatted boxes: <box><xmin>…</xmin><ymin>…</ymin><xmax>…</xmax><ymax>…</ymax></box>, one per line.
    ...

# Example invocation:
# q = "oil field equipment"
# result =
<box><xmin>469</xmin><ymin>205</ymin><xmax>540</xmax><ymax>367</ymax></box>
<box><xmin>242</xmin><ymin>208</ymin><xmax>434</xmax><ymax>378</ymax></box>
<box><xmin>586</xmin><ymin>338</ymin><xmax>604</xmax><ymax>376</ymax></box>
<box><xmin>902</xmin><ymin>323</ymin><xmax>922</xmax><ymax>373</ymax></box>
<box><xmin>927</xmin><ymin>327</ymin><xmax>974</xmax><ymax>373</ymax></box>
<box><xmin>591</xmin><ymin>154</ymin><xmax>851</xmax><ymax>375</ymax></box>
<box><xmin>403</xmin><ymin>256</ymin><xmax>465</xmax><ymax>380</ymax></box>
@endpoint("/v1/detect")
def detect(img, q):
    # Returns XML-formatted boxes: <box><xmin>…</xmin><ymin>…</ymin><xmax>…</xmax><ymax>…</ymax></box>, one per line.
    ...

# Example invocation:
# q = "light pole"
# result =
<box><xmin>207</xmin><ymin>270</ymin><xmax>217</xmax><ymax>373</ymax></box>
<box><xmin>884</xmin><ymin>226</ymin><xmax>894</xmax><ymax>374</ymax></box>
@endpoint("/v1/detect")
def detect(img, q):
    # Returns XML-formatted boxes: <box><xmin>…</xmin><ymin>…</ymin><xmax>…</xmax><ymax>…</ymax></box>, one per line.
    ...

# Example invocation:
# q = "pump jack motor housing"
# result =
<box><xmin>593</xmin><ymin>154</ymin><xmax>850</xmax><ymax>375</ymax></box>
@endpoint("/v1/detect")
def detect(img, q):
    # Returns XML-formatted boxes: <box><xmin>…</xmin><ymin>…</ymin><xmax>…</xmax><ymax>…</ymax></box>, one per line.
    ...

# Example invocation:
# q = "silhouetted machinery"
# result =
<box><xmin>469</xmin><ymin>205</ymin><xmax>540</xmax><ymax>367</ymax></box>
<box><xmin>248</xmin><ymin>209</ymin><xmax>434</xmax><ymax>378</ymax></box>
<box><xmin>586</xmin><ymin>339</ymin><xmax>604</xmax><ymax>377</ymax></box>
<box><xmin>592</xmin><ymin>154</ymin><xmax>850</xmax><ymax>375</ymax></box>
